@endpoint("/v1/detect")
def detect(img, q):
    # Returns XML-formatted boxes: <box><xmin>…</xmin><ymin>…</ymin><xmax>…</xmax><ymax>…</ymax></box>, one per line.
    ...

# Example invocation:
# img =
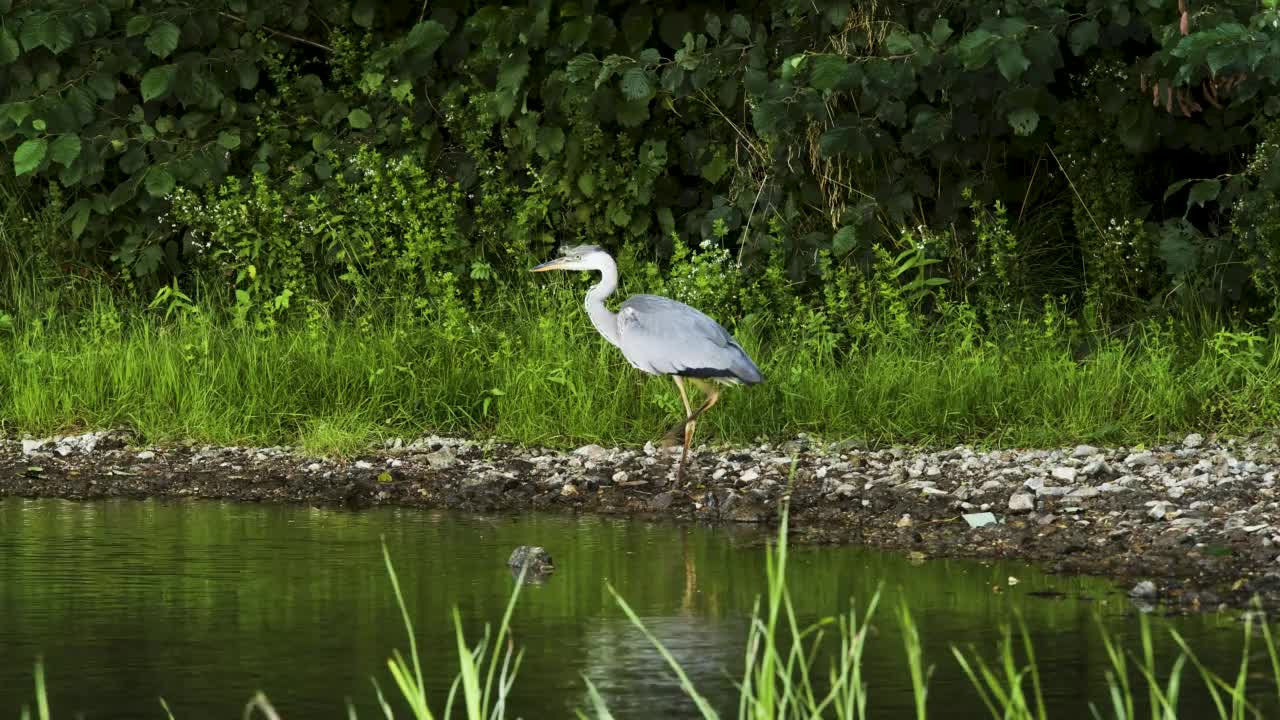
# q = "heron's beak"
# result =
<box><xmin>530</xmin><ymin>258</ymin><xmax>567</xmax><ymax>272</ymax></box>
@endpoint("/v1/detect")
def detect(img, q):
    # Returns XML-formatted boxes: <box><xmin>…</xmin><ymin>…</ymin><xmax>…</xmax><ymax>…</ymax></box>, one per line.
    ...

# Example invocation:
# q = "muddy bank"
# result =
<box><xmin>5</xmin><ymin>430</ymin><xmax>1280</xmax><ymax>612</ymax></box>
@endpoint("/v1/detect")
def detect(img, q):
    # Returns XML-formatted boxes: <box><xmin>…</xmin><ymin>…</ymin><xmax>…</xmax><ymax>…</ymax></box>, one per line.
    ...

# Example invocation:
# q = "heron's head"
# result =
<box><xmin>529</xmin><ymin>244</ymin><xmax>611</xmax><ymax>273</ymax></box>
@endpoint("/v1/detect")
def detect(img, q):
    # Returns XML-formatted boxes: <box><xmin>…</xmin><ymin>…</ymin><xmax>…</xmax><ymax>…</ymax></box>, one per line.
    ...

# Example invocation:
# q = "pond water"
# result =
<box><xmin>0</xmin><ymin>498</ymin><xmax>1272</xmax><ymax>719</ymax></box>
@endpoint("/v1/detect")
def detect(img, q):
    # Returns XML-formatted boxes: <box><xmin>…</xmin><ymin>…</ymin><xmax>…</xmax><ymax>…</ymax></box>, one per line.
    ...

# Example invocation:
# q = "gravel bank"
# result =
<box><xmin>4</xmin><ymin>429</ymin><xmax>1280</xmax><ymax>612</ymax></box>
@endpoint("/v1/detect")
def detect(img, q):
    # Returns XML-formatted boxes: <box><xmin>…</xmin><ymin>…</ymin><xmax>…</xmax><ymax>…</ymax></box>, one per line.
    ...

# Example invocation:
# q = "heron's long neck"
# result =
<box><xmin>585</xmin><ymin>257</ymin><xmax>621</xmax><ymax>347</ymax></box>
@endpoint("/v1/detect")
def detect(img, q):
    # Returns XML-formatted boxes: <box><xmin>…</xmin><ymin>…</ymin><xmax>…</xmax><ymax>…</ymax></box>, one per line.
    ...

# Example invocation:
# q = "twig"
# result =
<box><xmin>218</xmin><ymin>11</ymin><xmax>334</xmax><ymax>53</ymax></box>
<box><xmin>737</xmin><ymin>173</ymin><xmax>769</xmax><ymax>268</ymax></box>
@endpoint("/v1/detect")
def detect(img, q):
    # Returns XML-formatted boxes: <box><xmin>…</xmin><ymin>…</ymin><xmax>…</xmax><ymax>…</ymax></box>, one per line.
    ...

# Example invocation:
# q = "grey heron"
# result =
<box><xmin>531</xmin><ymin>244</ymin><xmax>763</xmax><ymax>480</ymax></box>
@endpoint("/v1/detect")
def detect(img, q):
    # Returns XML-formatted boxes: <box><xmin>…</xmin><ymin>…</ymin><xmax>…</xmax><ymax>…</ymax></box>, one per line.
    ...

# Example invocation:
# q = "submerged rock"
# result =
<box><xmin>507</xmin><ymin>546</ymin><xmax>554</xmax><ymax>577</ymax></box>
<box><xmin>1129</xmin><ymin>580</ymin><xmax>1158</xmax><ymax>599</ymax></box>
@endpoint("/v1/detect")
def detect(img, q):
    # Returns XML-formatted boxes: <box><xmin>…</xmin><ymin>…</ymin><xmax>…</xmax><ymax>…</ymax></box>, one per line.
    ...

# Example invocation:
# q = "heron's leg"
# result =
<box><xmin>663</xmin><ymin>376</ymin><xmax>696</xmax><ymax>448</ymax></box>
<box><xmin>679</xmin><ymin>381</ymin><xmax>721</xmax><ymax>478</ymax></box>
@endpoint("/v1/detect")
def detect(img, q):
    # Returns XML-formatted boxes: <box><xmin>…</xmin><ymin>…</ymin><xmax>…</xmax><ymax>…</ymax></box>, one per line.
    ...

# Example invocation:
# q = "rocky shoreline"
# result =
<box><xmin>4</xmin><ymin>429</ymin><xmax>1280</xmax><ymax>612</ymax></box>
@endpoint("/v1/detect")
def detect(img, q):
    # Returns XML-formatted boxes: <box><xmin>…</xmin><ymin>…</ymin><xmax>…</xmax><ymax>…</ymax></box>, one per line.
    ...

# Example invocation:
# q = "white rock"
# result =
<box><xmin>1148</xmin><ymin>502</ymin><xmax>1172</xmax><ymax>520</ymax></box>
<box><xmin>136</xmin><ymin>451</ymin><xmax>156</xmax><ymax>461</ymax></box>
<box><xmin>21</xmin><ymin>439</ymin><xmax>45</xmax><ymax>455</ymax></box>
<box><xmin>963</xmin><ymin>512</ymin><xmax>998</xmax><ymax>528</ymax></box>
<box><xmin>354</xmin><ymin>460</ymin><xmax>373</xmax><ymax>470</ymax></box>
<box><xmin>740</xmin><ymin>468</ymin><xmax>761</xmax><ymax>483</ymax></box>
<box><xmin>1008</xmin><ymin>493</ymin><xmax>1035</xmax><ymax>512</ymax></box>
<box><xmin>1183</xmin><ymin>433</ymin><xmax>1204</xmax><ymax>449</ymax></box>
<box><xmin>1125</xmin><ymin>452</ymin><xmax>1158</xmax><ymax>467</ymax></box>
<box><xmin>1072</xmin><ymin>444</ymin><xmax>1099</xmax><ymax>458</ymax></box>
<box><xmin>1081</xmin><ymin>460</ymin><xmax>1110</xmax><ymax>477</ymax></box>
<box><xmin>426</xmin><ymin>449</ymin><xmax>457</xmax><ymax>470</ymax></box>
<box><xmin>1036</xmin><ymin>486</ymin><xmax>1071</xmax><ymax>497</ymax></box>
<box><xmin>573</xmin><ymin>444</ymin><xmax>611</xmax><ymax>461</ymax></box>
<box><xmin>1051</xmin><ymin>467</ymin><xmax>1078</xmax><ymax>483</ymax></box>
<box><xmin>1067</xmin><ymin>487</ymin><xmax>1100</xmax><ymax>499</ymax></box>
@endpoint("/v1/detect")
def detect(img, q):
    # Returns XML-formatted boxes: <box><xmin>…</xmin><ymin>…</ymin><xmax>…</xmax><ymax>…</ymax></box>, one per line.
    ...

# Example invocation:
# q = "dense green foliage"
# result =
<box><xmin>3</xmin><ymin>0</ymin><xmax>1280</xmax><ymax>327</ymax></box>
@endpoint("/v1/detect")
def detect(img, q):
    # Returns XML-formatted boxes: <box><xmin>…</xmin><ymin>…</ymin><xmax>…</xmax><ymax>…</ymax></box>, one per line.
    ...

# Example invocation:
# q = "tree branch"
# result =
<box><xmin>218</xmin><ymin>12</ymin><xmax>334</xmax><ymax>53</ymax></box>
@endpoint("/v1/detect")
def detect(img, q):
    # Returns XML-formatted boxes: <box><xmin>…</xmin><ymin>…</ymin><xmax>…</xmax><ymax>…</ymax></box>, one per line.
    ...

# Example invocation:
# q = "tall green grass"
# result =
<box><xmin>2</xmin><ymin>276</ymin><xmax>1278</xmax><ymax>453</ymax></box>
<box><xmin>17</xmin><ymin>497</ymin><xmax>1280</xmax><ymax>719</ymax></box>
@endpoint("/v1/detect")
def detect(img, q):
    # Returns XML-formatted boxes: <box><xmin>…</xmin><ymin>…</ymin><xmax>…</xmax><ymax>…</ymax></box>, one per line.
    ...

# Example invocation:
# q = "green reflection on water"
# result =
<box><xmin>0</xmin><ymin>498</ymin><xmax>1268</xmax><ymax>719</ymax></box>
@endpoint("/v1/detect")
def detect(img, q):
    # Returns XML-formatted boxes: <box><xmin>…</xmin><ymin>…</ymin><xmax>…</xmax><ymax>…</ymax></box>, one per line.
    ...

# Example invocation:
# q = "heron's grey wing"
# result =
<box><xmin>616</xmin><ymin>294</ymin><xmax>763</xmax><ymax>384</ymax></box>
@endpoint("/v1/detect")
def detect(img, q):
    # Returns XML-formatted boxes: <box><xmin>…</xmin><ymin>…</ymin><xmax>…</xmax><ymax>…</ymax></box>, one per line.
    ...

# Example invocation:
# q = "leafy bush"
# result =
<box><xmin>4</xmin><ymin>0</ymin><xmax>1280</xmax><ymax>326</ymax></box>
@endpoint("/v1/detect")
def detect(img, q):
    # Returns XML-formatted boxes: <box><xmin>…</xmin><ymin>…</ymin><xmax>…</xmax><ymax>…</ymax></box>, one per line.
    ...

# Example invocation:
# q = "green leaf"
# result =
<box><xmin>535</xmin><ymin>126</ymin><xmax>565</xmax><ymax>160</ymax></box>
<box><xmin>19</xmin><ymin>14</ymin><xmax>47</xmax><ymax>52</ymax></box>
<box><xmin>808</xmin><ymin>55</ymin><xmax>848</xmax><ymax>91</ymax></box>
<box><xmin>352</xmin><ymin>0</ymin><xmax>376</xmax><ymax>28</ymax></box>
<box><xmin>1187</xmin><ymin>179</ymin><xmax>1221</xmax><ymax>209</ymax></box>
<box><xmin>621</xmin><ymin>7</ymin><xmax>652</xmax><ymax>50</ymax></box>
<box><xmin>730</xmin><ymin>14</ymin><xmax>750</xmax><ymax>39</ymax></box>
<box><xmin>5</xmin><ymin>102</ymin><xmax>31</xmax><ymax>126</ymax></box>
<box><xmin>930</xmin><ymin>18</ymin><xmax>953</xmax><ymax>46</ymax></box>
<box><xmin>88</xmin><ymin>74</ymin><xmax>117</xmax><ymax>100</ymax></box>
<box><xmin>68</xmin><ymin>201</ymin><xmax>90</xmax><ymax>239</ymax></box>
<box><xmin>1163</xmin><ymin>179</ymin><xmax>1193</xmax><ymax>203</ymax></box>
<box><xmin>705</xmin><ymin>14</ymin><xmax>721</xmax><ymax>39</ymax></box>
<box><xmin>1068</xmin><ymin>20</ymin><xmax>1099</xmax><ymax>56</ymax></box>
<box><xmin>566</xmin><ymin>54</ymin><xmax>597</xmax><ymax>83</ymax></box>
<box><xmin>656</xmin><ymin>206</ymin><xmax>675</xmax><ymax>235</ymax></box>
<box><xmin>996</xmin><ymin>44</ymin><xmax>1030</xmax><ymax>82</ymax></box>
<box><xmin>620</xmin><ymin>66</ymin><xmax>650</xmax><ymax>100</ymax></box>
<box><xmin>145</xmin><ymin>21</ymin><xmax>180</xmax><ymax>58</ymax></box>
<box><xmin>956</xmin><ymin>29</ymin><xmax>998</xmax><ymax>69</ymax></box>
<box><xmin>126</xmin><ymin>15</ymin><xmax>153</xmax><ymax>37</ymax></box>
<box><xmin>216</xmin><ymin>129</ymin><xmax>240</xmax><ymax>149</ymax></box>
<box><xmin>347</xmin><ymin>108</ymin><xmax>372</xmax><ymax>128</ymax></box>
<box><xmin>144</xmin><ymin>166</ymin><xmax>175</xmax><ymax>197</ymax></box>
<box><xmin>46</xmin><ymin>18</ymin><xmax>74</xmax><ymax>54</ymax></box>
<box><xmin>833</xmin><ymin>225</ymin><xmax>859</xmax><ymax>254</ymax></box>
<box><xmin>1007</xmin><ymin>107</ymin><xmax>1039</xmax><ymax>135</ymax></box>
<box><xmin>13</xmin><ymin>138</ymin><xmax>47</xmax><ymax>176</ymax></box>
<box><xmin>238</xmin><ymin>63</ymin><xmax>259</xmax><ymax>90</ymax></box>
<box><xmin>1158</xmin><ymin>222</ymin><xmax>1198</xmax><ymax>275</ymax></box>
<box><xmin>1207</xmin><ymin>46</ymin><xmax>1237</xmax><ymax>76</ymax></box>
<box><xmin>141</xmin><ymin>65</ymin><xmax>176</xmax><ymax>102</ymax></box>
<box><xmin>615</xmin><ymin>96</ymin><xmax>649</xmax><ymax>127</ymax></box>
<box><xmin>701</xmin><ymin>152</ymin><xmax>729</xmax><ymax>183</ymax></box>
<box><xmin>498</xmin><ymin>57</ymin><xmax>529</xmax><ymax>94</ymax></box>
<box><xmin>577</xmin><ymin>172</ymin><xmax>595</xmax><ymax>197</ymax></box>
<box><xmin>0</xmin><ymin>27</ymin><xmax>19</xmax><ymax>64</ymax></box>
<box><xmin>885</xmin><ymin>30</ymin><xmax>915</xmax><ymax>55</ymax></box>
<box><xmin>50</xmin><ymin>134</ymin><xmax>81</xmax><ymax>166</ymax></box>
<box><xmin>403</xmin><ymin>20</ymin><xmax>447</xmax><ymax>54</ymax></box>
